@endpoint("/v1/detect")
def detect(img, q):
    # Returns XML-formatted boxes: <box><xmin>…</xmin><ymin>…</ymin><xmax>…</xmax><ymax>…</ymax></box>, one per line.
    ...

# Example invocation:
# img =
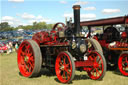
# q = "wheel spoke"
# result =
<box><xmin>21</xmin><ymin>51</ymin><xmax>25</xmax><ymax>56</ymax></box>
<box><xmin>91</xmin><ymin>68</ymin><xmax>95</xmax><ymax>75</ymax></box>
<box><xmin>65</xmin><ymin>69</ymin><xmax>71</xmax><ymax>80</ymax></box>
<box><xmin>20</xmin><ymin>56</ymin><xmax>25</xmax><ymax>64</ymax></box>
<box><xmin>27</xmin><ymin>63</ymin><xmax>33</xmax><ymax>72</ymax></box>
<box><xmin>65</xmin><ymin>64</ymin><xmax>70</xmax><ymax>68</ymax></box>
<box><xmin>122</xmin><ymin>61</ymin><xmax>126</xmax><ymax>65</ymax></box>
<box><xmin>25</xmin><ymin>49</ymin><xmax>30</xmax><ymax>56</ymax></box>
<box><xmin>65</xmin><ymin>68</ymin><xmax>71</xmax><ymax>75</ymax></box>
<box><xmin>23</xmin><ymin>66</ymin><xmax>27</xmax><ymax>72</ymax></box>
<box><xmin>26</xmin><ymin>45</ymin><xmax>30</xmax><ymax>49</ymax></box>
<box><xmin>21</xmin><ymin>59</ymin><xmax>25</xmax><ymax>65</ymax></box>
<box><xmin>98</xmin><ymin>65</ymin><xmax>102</xmax><ymax>70</ymax></box>
<box><xmin>29</xmin><ymin>61</ymin><xmax>34</xmax><ymax>69</ymax></box>
<box><xmin>29</xmin><ymin>56</ymin><xmax>34</xmax><ymax>62</ymax></box>
<box><xmin>60</xmin><ymin>61</ymin><xmax>63</xmax><ymax>66</ymax></box>
<box><xmin>96</xmin><ymin>68</ymin><xmax>101</xmax><ymax>76</ymax></box>
<box><xmin>97</xmin><ymin>58</ymin><xmax>101</xmax><ymax>63</ymax></box>
<box><xmin>23</xmin><ymin>63</ymin><xmax>28</xmax><ymax>72</ymax></box>
<box><xmin>63</xmin><ymin>56</ymin><xmax>66</xmax><ymax>64</ymax></box>
<box><xmin>63</xmin><ymin>71</ymin><xmax>66</xmax><ymax>79</ymax></box>
<box><xmin>89</xmin><ymin>55</ymin><xmax>93</xmax><ymax>60</ymax></box>
<box><xmin>94</xmin><ymin>55</ymin><xmax>97</xmax><ymax>61</ymax></box>
<box><xmin>28</xmin><ymin>66</ymin><xmax>32</xmax><ymax>72</ymax></box>
<box><xmin>58</xmin><ymin>64</ymin><xmax>61</xmax><ymax>69</ymax></box>
<box><xmin>96</xmin><ymin>71</ymin><xmax>97</xmax><ymax>77</ymax></box>
<box><xmin>28</xmin><ymin>52</ymin><xmax>33</xmax><ymax>57</ymax></box>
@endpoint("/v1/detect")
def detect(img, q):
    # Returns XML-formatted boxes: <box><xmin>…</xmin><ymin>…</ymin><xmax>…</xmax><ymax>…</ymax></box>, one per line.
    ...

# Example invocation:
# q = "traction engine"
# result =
<box><xmin>17</xmin><ymin>5</ymin><xmax>106</xmax><ymax>83</ymax></box>
<box><xmin>80</xmin><ymin>16</ymin><xmax>128</xmax><ymax>76</ymax></box>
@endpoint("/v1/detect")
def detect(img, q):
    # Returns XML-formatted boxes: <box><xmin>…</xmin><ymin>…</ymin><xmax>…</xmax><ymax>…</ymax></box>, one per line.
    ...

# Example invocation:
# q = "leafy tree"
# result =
<box><xmin>24</xmin><ymin>25</ymin><xmax>33</xmax><ymax>30</ymax></box>
<box><xmin>32</xmin><ymin>22</ymin><xmax>38</xmax><ymax>29</ymax></box>
<box><xmin>0</xmin><ymin>22</ymin><xmax>14</xmax><ymax>31</ymax></box>
<box><xmin>47</xmin><ymin>24</ymin><xmax>54</xmax><ymax>29</ymax></box>
<box><xmin>32</xmin><ymin>21</ymin><xmax>50</xmax><ymax>30</ymax></box>
<box><xmin>0</xmin><ymin>21</ymin><xmax>54</xmax><ymax>31</ymax></box>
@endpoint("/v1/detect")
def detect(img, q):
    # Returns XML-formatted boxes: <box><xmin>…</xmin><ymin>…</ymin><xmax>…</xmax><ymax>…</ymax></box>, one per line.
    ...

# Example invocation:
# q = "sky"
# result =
<box><xmin>1</xmin><ymin>0</ymin><xmax>128</xmax><ymax>27</ymax></box>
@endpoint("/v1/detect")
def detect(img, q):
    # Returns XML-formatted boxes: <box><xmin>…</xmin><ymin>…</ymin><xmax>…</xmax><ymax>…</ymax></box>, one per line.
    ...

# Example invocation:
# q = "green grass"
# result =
<box><xmin>0</xmin><ymin>52</ymin><xmax>127</xmax><ymax>85</ymax></box>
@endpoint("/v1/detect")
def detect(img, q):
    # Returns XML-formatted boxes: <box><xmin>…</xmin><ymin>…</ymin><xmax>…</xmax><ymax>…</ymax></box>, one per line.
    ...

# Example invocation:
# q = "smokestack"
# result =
<box><xmin>73</xmin><ymin>5</ymin><xmax>81</xmax><ymax>35</ymax></box>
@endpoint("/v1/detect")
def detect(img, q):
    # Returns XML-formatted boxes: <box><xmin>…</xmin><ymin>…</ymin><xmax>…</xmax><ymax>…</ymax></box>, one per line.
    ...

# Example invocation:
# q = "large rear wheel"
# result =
<box><xmin>17</xmin><ymin>40</ymin><xmax>42</xmax><ymax>77</ymax></box>
<box><xmin>55</xmin><ymin>51</ymin><xmax>75</xmax><ymax>83</ymax></box>
<box><xmin>87</xmin><ymin>50</ymin><xmax>106</xmax><ymax>80</ymax></box>
<box><xmin>118</xmin><ymin>51</ymin><xmax>128</xmax><ymax>76</ymax></box>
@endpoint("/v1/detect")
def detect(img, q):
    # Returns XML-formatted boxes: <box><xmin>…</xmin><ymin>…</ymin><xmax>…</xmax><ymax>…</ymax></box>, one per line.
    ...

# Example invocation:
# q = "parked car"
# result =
<box><xmin>0</xmin><ymin>42</ymin><xmax>8</xmax><ymax>53</ymax></box>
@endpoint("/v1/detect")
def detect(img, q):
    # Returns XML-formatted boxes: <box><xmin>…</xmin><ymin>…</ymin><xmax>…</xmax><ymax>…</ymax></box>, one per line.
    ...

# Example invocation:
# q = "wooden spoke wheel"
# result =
<box><xmin>17</xmin><ymin>40</ymin><xmax>42</xmax><ymax>77</ymax></box>
<box><xmin>87</xmin><ymin>50</ymin><xmax>106</xmax><ymax>80</ymax></box>
<box><xmin>118</xmin><ymin>51</ymin><xmax>128</xmax><ymax>76</ymax></box>
<box><xmin>55</xmin><ymin>51</ymin><xmax>75</xmax><ymax>83</ymax></box>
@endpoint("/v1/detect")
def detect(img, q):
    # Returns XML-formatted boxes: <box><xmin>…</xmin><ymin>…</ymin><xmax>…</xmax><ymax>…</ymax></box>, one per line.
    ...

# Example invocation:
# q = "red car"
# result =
<box><xmin>0</xmin><ymin>42</ymin><xmax>8</xmax><ymax>53</ymax></box>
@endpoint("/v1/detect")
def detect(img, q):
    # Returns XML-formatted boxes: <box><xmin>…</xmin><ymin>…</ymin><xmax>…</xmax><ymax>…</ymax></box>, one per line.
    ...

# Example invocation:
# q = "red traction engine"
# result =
<box><xmin>80</xmin><ymin>16</ymin><xmax>128</xmax><ymax>76</ymax></box>
<box><xmin>17</xmin><ymin>5</ymin><xmax>106</xmax><ymax>83</ymax></box>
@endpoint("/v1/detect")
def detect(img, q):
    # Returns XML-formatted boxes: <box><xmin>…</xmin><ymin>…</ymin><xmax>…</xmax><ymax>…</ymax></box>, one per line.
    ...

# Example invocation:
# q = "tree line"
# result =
<box><xmin>0</xmin><ymin>22</ymin><xmax>54</xmax><ymax>32</ymax></box>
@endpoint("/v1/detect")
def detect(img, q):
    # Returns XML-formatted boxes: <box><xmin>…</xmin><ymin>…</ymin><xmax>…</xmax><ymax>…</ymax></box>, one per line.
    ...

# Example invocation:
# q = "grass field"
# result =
<box><xmin>0</xmin><ymin>52</ymin><xmax>127</xmax><ymax>85</ymax></box>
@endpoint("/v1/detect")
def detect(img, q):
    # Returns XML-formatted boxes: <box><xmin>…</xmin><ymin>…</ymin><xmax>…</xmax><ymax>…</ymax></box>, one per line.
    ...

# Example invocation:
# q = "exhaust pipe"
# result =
<box><xmin>73</xmin><ymin>5</ymin><xmax>81</xmax><ymax>36</ymax></box>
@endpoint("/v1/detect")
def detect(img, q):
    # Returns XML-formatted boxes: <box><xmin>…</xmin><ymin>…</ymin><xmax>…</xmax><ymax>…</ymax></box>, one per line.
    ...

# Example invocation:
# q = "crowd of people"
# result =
<box><xmin>0</xmin><ymin>42</ymin><xmax>19</xmax><ymax>56</ymax></box>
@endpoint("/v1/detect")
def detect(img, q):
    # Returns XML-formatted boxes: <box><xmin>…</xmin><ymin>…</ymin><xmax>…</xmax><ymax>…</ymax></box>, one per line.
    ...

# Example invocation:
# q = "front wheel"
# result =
<box><xmin>55</xmin><ymin>51</ymin><xmax>75</xmax><ymax>83</ymax></box>
<box><xmin>87</xmin><ymin>50</ymin><xmax>106</xmax><ymax>80</ymax></box>
<box><xmin>118</xmin><ymin>51</ymin><xmax>128</xmax><ymax>76</ymax></box>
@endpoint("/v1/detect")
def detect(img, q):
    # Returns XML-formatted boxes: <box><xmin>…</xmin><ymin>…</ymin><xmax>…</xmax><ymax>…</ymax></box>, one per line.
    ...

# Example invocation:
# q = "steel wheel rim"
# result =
<box><xmin>55</xmin><ymin>52</ymin><xmax>72</xmax><ymax>83</ymax></box>
<box><xmin>18</xmin><ymin>41</ymin><xmax>35</xmax><ymax>77</ymax></box>
<box><xmin>118</xmin><ymin>53</ymin><xmax>128</xmax><ymax>76</ymax></box>
<box><xmin>87</xmin><ymin>51</ymin><xmax>104</xmax><ymax>80</ymax></box>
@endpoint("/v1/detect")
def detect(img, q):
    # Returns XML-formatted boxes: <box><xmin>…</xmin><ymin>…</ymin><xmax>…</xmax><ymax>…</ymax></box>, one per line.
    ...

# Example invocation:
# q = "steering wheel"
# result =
<box><xmin>52</xmin><ymin>22</ymin><xmax>65</xmax><ymax>32</ymax></box>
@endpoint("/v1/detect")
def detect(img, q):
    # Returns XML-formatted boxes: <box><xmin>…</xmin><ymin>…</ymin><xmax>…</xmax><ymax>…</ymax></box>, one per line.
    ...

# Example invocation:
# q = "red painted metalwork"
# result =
<box><xmin>121</xmin><ymin>32</ymin><xmax>127</xmax><ymax>39</ymax></box>
<box><xmin>109</xmin><ymin>41</ymin><xmax>128</xmax><ymax>50</ymax></box>
<box><xmin>32</xmin><ymin>28</ymin><xmax>69</xmax><ymax>46</ymax></box>
<box><xmin>75</xmin><ymin>60</ymin><xmax>94</xmax><ymax>67</ymax></box>
<box><xmin>18</xmin><ymin>41</ymin><xmax>34</xmax><ymax>77</ymax></box>
<box><xmin>32</xmin><ymin>31</ymin><xmax>51</xmax><ymax>45</ymax></box>
<box><xmin>98</xmin><ymin>40</ymin><xmax>109</xmax><ymax>48</ymax></box>
<box><xmin>52</xmin><ymin>22</ymin><xmax>65</xmax><ymax>31</ymax></box>
<box><xmin>118</xmin><ymin>52</ymin><xmax>128</xmax><ymax>76</ymax></box>
<box><xmin>109</xmin><ymin>48</ymin><xmax>128</xmax><ymax>50</ymax></box>
<box><xmin>126</xmin><ymin>18</ymin><xmax>128</xmax><ymax>23</ymax></box>
<box><xmin>93</xmin><ymin>36</ymin><xmax>98</xmax><ymax>41</ymax></box>
<box><xmin>87</xmin><ymin>51</ymin><xmax>104</xmax><ymax>80</ymax></box>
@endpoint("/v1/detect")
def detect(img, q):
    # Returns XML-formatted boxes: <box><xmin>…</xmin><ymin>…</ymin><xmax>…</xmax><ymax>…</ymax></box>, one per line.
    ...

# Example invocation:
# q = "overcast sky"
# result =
<box><xmin>1</xmin><ymin>0</ymin><xmax>128</xmax><ymax>27</ymax></box>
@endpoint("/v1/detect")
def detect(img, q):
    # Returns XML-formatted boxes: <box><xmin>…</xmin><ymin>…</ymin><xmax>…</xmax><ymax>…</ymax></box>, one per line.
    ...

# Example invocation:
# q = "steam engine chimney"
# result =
<box><xmin>73</xmin><ymin>5</ymin><xmax>81</xmax><ymax>36</ymax></box>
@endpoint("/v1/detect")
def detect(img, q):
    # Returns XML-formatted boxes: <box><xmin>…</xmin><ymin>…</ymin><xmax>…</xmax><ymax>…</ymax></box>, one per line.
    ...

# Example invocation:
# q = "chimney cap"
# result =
<box><xmin>73</xmin><ymin>5</ymin><xmax>81</xmax><ymax>10</ymax></box>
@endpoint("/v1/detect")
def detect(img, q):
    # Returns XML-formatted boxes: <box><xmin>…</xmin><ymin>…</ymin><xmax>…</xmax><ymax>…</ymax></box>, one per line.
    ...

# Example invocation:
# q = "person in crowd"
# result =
<box><xmin>6</xmin><ymin>43</ymin><xmax>9</xmax><ymax>54</ymax></box>
<box><xmin>15</xmin><ymin>42</ymin><xmax>19</xmax><ymax>52</ymax></box>
<box><xmin>9</xmin><ymin>42</ymin><xmax>13</xmax><ymax>53</ymax></box>
<box><xmin>0</xmin><ymin>49</ymin><xmax>3</xmax><ymax>56</ymax></box>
